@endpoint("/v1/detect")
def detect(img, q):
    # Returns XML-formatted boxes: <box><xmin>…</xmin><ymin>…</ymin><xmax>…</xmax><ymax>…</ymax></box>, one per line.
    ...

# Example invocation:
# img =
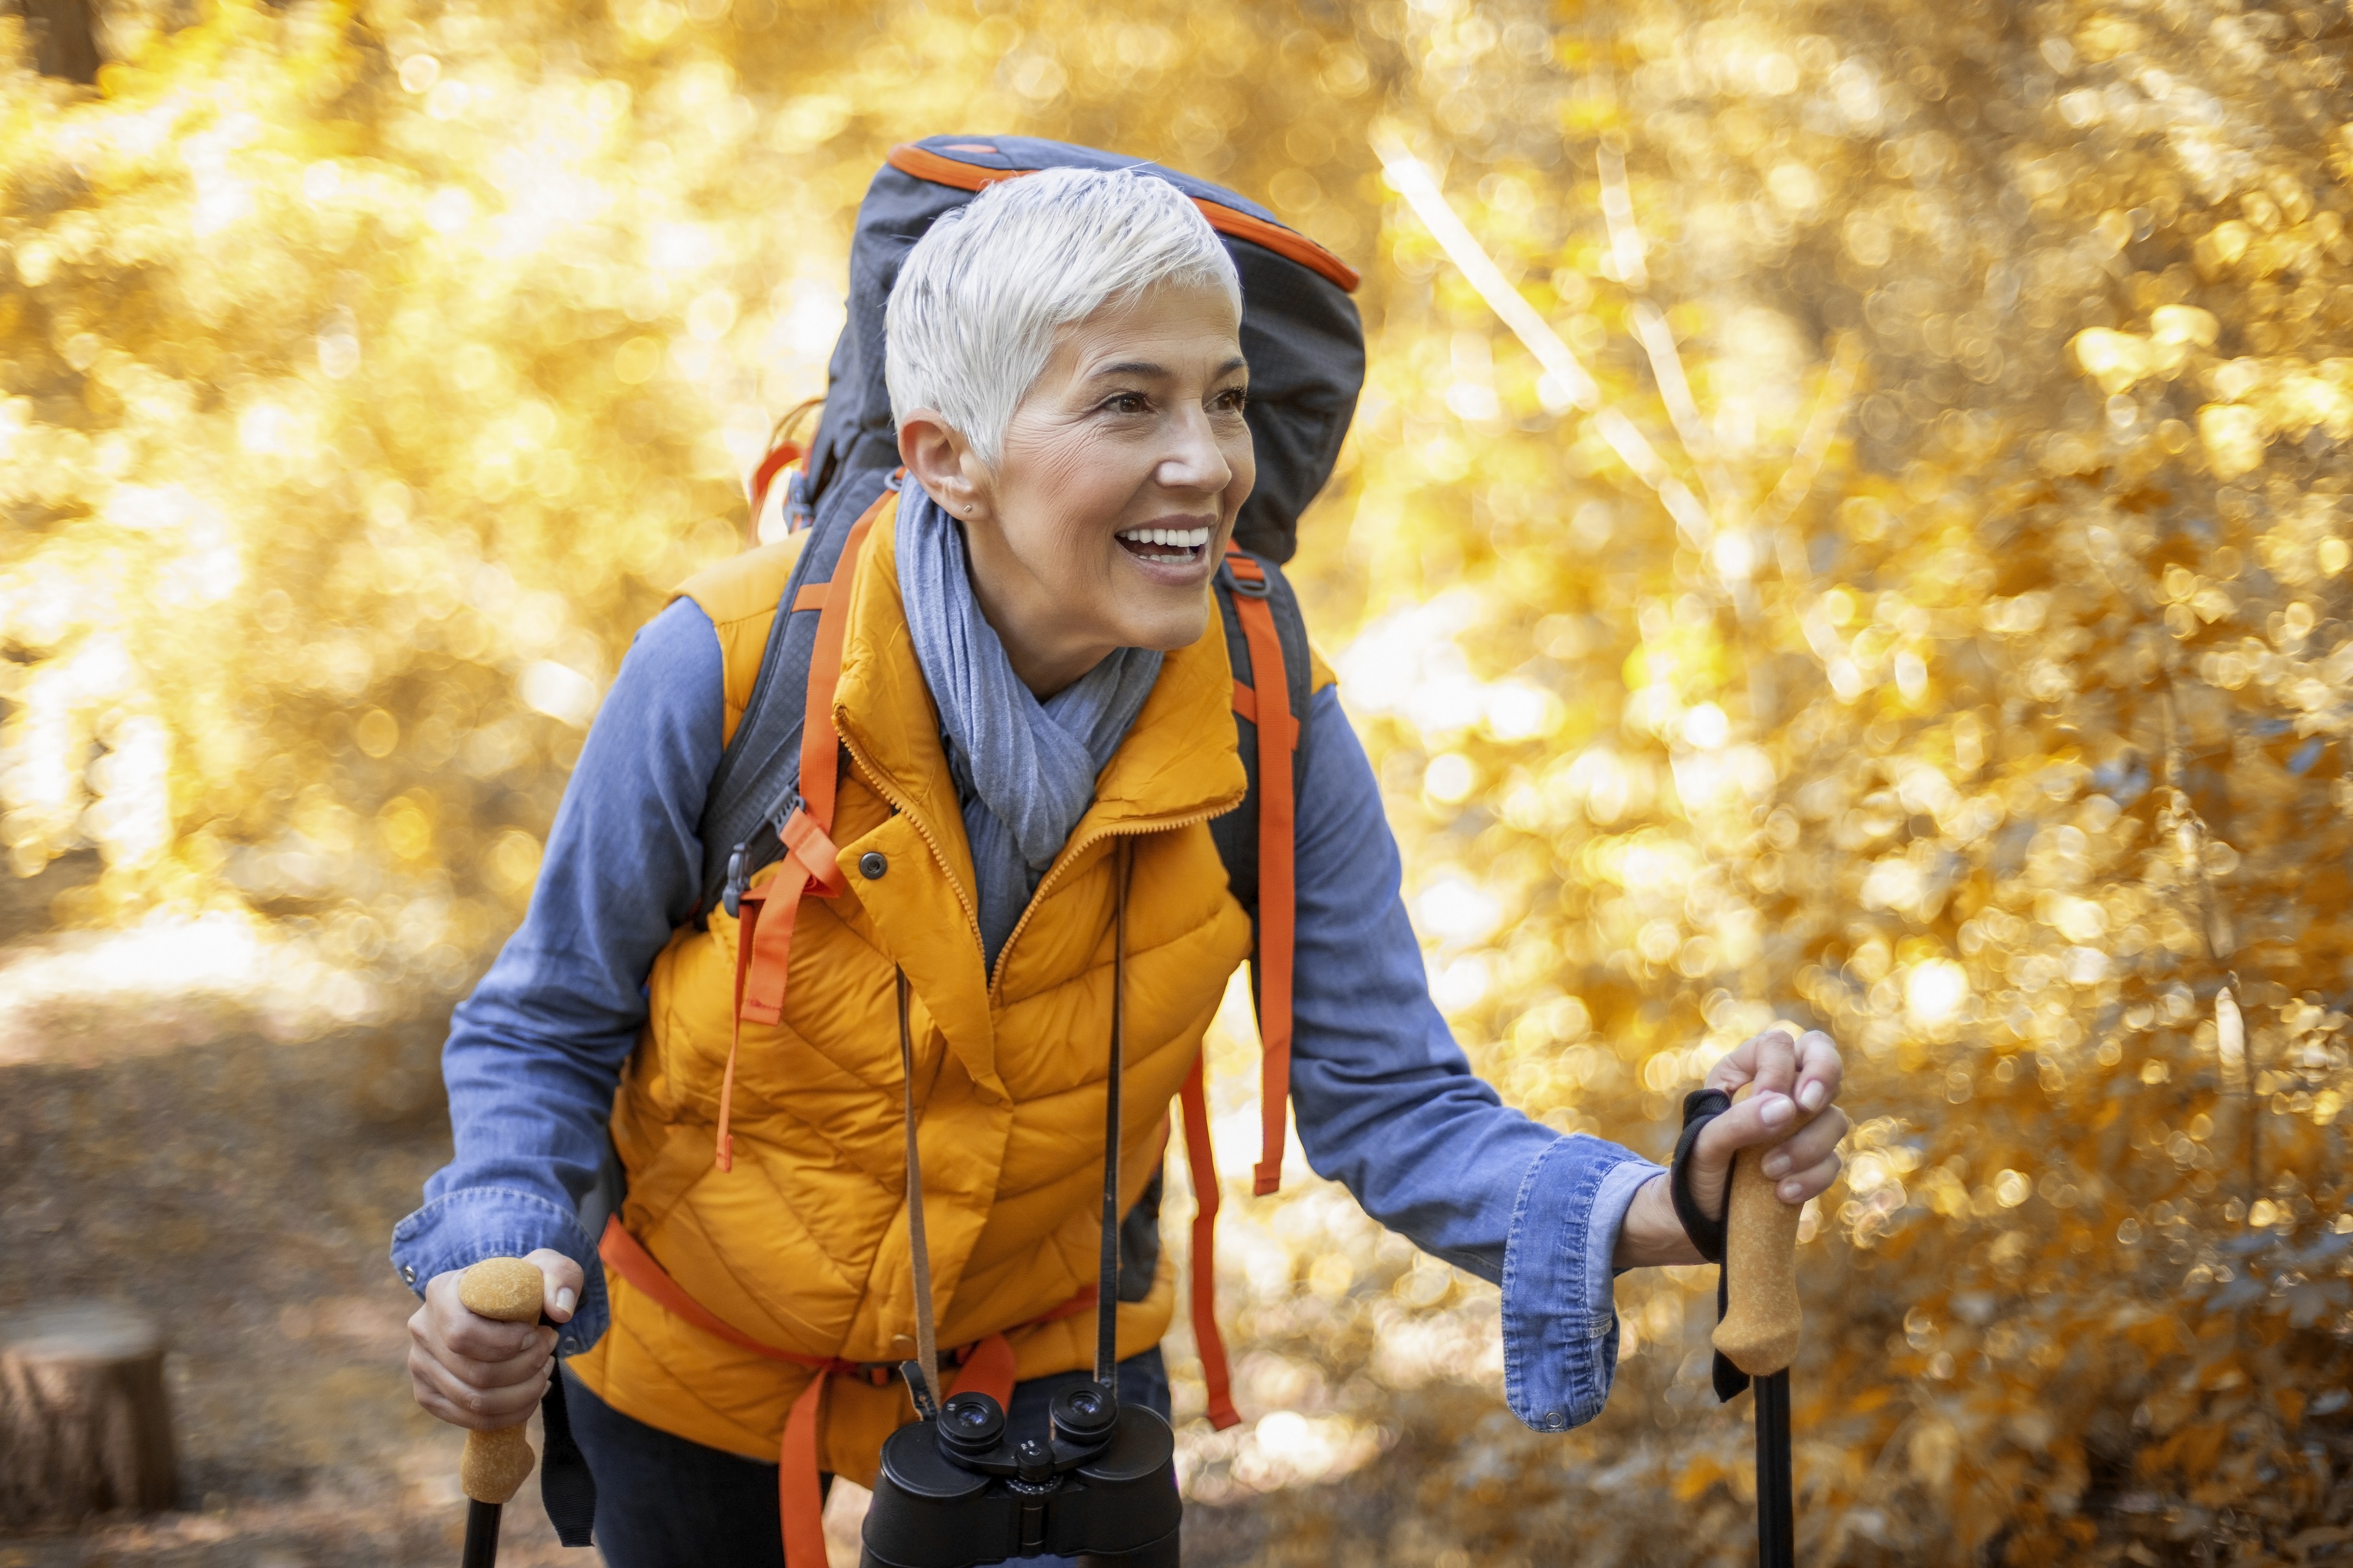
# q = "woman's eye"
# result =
<box><xmin>1102</xmin><ymin>392</ymin><xmax>1149</xmax><ymax>415</ymax></box>
<box><xmin>1213</xmin><ymin>388</ymin><xmax>1248</xmax><ymax>413</ymax></box>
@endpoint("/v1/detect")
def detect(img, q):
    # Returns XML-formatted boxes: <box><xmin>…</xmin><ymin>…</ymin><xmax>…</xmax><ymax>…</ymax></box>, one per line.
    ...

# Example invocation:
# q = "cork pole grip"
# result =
<box><xmin>1711</xmin><ymin>1115</ymin><xmax>1811</xmax><ymax>1378</ymax></box>
<box><xmin>456</xmin><ymin>1258</ymin><xmax>544</xmax><ymax>1506</ymax></box>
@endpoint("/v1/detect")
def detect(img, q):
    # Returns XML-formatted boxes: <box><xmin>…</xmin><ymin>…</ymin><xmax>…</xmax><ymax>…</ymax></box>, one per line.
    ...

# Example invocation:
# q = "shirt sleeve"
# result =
<box><xmin>388</xmin><ymin>597</ymin><xmax>724</xmax><ymax>1354</ymax></box>
<box><xmin>1283</xmin><ymin>684</ymin><xmax>1666</xmax><ymax>1431</ymax></box>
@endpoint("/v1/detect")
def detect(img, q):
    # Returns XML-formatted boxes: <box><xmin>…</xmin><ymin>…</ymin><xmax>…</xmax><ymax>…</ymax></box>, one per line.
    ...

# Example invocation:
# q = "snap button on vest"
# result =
<box><xmin>859</xmin><ymin>851</ymin><xmax>888</xmax><ymax>880</ymax></box>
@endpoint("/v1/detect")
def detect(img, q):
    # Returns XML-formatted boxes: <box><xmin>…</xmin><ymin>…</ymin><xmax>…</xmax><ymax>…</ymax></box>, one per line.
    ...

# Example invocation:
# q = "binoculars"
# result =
<box><xmin>859</xmin><ymin>1380</ymin><xmax>1180</xmax><ymax>1567</ymax></box>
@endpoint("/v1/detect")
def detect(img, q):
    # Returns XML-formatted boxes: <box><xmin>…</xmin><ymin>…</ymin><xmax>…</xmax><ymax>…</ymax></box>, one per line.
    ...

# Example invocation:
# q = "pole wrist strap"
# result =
<box><xmin>1668</xmin><ymin>1087</ymin><xmax>1751</xmax><ymax>1402</ymax></box>
<box><xmin>1668</xmin><ymin>1088</ymin><xmax>1731</xmax><ymax>1263</ymax></box>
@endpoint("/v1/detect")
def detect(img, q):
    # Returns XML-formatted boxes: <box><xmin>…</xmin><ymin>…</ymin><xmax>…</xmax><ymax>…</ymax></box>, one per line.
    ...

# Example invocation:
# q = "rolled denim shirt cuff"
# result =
<box><xmin>1498</xmin><ymin>1135</ymin><xmax>1665</xmax><ymax>1433</ymax></box>
<box><xmin>390</xmin><ymin>1186</ymin><xmax>609</xmax><ymax>1356</ymax></box>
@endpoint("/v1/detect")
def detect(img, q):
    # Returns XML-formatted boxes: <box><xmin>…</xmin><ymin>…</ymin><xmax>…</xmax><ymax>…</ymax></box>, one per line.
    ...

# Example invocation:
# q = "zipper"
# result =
<box><xmin>842</xmin><ymin>729</ymin><xmax>1236</xmax><ymax>999</ymax></box>
<box><xmin>981</xmin><ymin>804</ymin><xmax>1232</xmax><ymax>998</ymax></box>
<box><xmin>840</xmin><ymin>734</ymin><xmax>987</xmax><ymax>953</ymax></box>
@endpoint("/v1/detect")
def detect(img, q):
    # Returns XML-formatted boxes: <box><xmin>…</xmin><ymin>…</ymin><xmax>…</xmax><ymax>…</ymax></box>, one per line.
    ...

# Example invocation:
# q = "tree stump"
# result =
<box><xmin>21</xmin><ymin>0</ymin><xmax>102</xmax><ymax>83</ymax></box>
<box><xmin>0</xmin><ymin>1304</ymin><xmax>177</xmax><ymax>1528</ymax></box>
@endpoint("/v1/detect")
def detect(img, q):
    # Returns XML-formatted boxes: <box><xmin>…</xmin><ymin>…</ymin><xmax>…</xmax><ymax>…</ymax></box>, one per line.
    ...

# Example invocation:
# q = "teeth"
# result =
<box><xmin>1118</xmin><ymin>527</ymin><xmax>1211</xmax><ymax>549</ymax></box>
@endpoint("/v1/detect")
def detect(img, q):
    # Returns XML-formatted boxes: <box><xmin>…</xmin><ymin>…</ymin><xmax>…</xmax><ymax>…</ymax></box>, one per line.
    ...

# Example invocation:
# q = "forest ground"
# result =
<box><xmin>0</xmin><ymin>855</ymin><xmax>1316</xmax><ymax>1568</ymax></box>
<box><xmin>9</xmin><ymin>843</ymin><xmax>2353</xmax><ymax>1567</ymax></box>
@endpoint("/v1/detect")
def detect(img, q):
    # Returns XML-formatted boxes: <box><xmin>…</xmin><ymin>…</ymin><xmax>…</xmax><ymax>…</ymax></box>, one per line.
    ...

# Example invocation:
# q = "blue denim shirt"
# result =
<box><xmin>392</xmin><ymin>599</ymin><xmax>1662</xmax><ymax>1433</ymax></box>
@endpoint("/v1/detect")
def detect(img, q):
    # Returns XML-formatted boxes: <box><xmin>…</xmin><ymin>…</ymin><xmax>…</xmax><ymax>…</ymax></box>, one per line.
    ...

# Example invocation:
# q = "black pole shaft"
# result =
<box><xmin>461</xmin><ymin>1499</ymin><xmax>503</xmax><ymax>1568</ymax></box>
<box><xmin>1754</xmin><ymin>1371</ymin><xmax>1794</xmax><ymax>1568</ymax></box>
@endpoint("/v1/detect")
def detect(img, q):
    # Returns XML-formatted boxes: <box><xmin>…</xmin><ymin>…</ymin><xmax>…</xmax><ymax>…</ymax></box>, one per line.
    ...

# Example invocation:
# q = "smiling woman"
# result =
<box><xmin>889</xmin><ymin>168</ymin><xmax>1255</xmax><ymax>693</ymax></box>
<box><xmin>392</xmin><ymin>151</ymin><xmax>1848</xmax><ymax>1568</ymax></box>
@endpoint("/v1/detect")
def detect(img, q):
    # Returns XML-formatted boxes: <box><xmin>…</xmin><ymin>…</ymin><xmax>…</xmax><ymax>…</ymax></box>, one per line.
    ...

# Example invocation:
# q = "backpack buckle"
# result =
<box><xmin>770</xmin><ymin>788</ymin><xmax>806</xmax><ymax>839</ymax></box>
<box><xmin>1217</xmin><ymin>554</ymin><xmax>1272</xmax><ymax>599</ymax></box>
<box><xmin>723</xmin><ymin>843</ymin><xmax>749</xmax><ymax>919</ymax></box>
<box><xmin>784</xmin><ymin>467</ymin><xmax>815</xmax><ymax>533</ymax></box>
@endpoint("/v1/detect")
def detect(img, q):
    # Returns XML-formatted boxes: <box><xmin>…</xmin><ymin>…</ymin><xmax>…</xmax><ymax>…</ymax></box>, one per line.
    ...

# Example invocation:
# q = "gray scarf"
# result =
<box><xmin>895</xmin><ymin>483</ymin><xmax>1163</xmax><ymax>969</ymax></box>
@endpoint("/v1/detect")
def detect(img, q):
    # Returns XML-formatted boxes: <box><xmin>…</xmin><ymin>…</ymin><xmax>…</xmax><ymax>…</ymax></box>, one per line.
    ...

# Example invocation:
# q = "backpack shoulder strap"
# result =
<box><xmin>673</xmin><ymin>536</ymin><xmax>810</xmax><ymax>748</ymax></box>
<box><xmin>1209</xmin><ymin>545</ymin><xmax>1316</xmax><ymax>1197</ymax></box>
<box><xmin>692</xmin><ymin>467</ymin><xmax>899</xmax><ymax>924</ymax></box>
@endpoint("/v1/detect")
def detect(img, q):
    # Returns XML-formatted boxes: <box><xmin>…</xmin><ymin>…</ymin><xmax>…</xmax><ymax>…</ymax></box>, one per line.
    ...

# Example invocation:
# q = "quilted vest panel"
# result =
<box><xmin>566</xmin><ymin>504</ymin><xmax>1255</xmax><ymax>1480</ymax></box>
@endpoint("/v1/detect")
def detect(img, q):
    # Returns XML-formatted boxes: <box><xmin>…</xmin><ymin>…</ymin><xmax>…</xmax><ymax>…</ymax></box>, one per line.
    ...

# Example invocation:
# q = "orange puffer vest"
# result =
<box><xmin>565</xmin><ymin>495</ymin><xmax>1255</xmax><ymax>1486</ymax></box>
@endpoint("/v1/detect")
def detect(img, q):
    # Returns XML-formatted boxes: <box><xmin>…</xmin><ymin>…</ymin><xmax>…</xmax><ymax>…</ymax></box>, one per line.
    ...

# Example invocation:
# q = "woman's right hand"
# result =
<box><xmin>406</xmin><ymin>1249</ymin><xmax>581</xmax><ymax>1430</ymax></box>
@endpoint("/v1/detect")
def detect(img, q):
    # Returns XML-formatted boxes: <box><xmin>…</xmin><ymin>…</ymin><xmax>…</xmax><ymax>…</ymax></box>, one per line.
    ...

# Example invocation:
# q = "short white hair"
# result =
<box><xmin>885</xmin><ymin>166</ymin><xmax>1242</xmax><ymax>467</ymax></box>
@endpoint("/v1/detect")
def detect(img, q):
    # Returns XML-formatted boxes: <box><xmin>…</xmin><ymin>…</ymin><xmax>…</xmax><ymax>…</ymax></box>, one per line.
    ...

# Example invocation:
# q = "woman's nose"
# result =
<box><xmin>1153</xmin><ymin>404</ymin><xmax>1234</xmax><ymax>494</ymax></box>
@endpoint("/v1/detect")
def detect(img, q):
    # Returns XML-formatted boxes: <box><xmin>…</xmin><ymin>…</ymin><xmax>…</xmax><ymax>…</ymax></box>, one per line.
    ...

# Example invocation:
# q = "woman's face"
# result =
<box><xmin>898</xmin><ymin>282</ymin><xmax>1255</xmax><ymax>695</ymax></box>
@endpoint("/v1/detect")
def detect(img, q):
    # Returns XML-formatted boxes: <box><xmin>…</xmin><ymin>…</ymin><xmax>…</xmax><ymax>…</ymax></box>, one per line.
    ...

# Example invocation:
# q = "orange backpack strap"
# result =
<box><xmin>714</xmin><ymin>490</ymin><xmax>885</xmax><ymax>1171</ymax></box>
<box><xmin>600</xmin><ymin>1213</ymin><xmax>1061</xmax><ymax>1568</ymax></box>
<box><xmin>1221</xmin><ymin>548</ymin><xmax>1298</xmax><ymax>1198</ymax></box>
<box><xmin>599</xmin><ymin>1215</ymin><xmax>857</xmax><ymax>1568</ymax></box>
<box><xmin>746</xmin><ymin>441</ymin><xmax>803</xmax><ymax>539</ymax></box>
<box><xmin>1179</xmin><ymin>1058</ymin><xmax>1240</xmax><ymax>1429</ymax></box>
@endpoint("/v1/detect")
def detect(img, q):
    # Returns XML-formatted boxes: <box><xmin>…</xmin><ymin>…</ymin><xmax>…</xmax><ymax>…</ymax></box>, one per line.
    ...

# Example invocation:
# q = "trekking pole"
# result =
<box><xmin>1713</xmin><ymin>1135</ymin><xmax>1806</xmax><ymax>1568</ymax></box>
<box><xmin>453</xmin><ymin>1258</ymin><xmax>546</xmax><ymax>1568</ymax></box>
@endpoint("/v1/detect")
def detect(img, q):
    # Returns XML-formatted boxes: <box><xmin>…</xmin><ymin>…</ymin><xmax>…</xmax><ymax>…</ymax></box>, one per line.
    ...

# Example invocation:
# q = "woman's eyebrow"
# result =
<box><xmin>1083</xmin><ymin>356</ymin><xmax>1249</xmax><ymax>380</ymax></box>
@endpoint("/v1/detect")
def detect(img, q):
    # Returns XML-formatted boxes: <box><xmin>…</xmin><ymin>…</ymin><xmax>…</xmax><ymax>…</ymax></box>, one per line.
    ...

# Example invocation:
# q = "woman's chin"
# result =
<box><xmin>1100</xmin><ymin>582</ymin><xmax>1214</xmax><ymax>652</ymax></box>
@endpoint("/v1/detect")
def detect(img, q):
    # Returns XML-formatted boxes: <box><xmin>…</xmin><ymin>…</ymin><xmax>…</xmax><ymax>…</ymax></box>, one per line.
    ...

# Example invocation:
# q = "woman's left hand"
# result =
<box><xmin>1613</xmin><ymin>1028</ymin><xmax>1848</xmax><ymax>1269</ymax></box>
<box><xmin>1681</xmin><ymin>1028</ymin><xmax>1848</xmax><ymax>1222</ymax></box>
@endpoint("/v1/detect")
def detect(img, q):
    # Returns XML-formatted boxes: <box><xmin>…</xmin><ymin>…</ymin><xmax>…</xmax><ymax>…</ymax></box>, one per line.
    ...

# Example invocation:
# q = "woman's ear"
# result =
<box><xmin>896</xmin><ymin>411</ymin><xmax>985</xmax><ymax>519</ymax></box>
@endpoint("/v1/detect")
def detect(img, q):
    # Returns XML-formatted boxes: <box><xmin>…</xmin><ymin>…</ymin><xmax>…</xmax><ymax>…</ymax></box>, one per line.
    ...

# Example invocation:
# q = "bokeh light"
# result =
<box><xmin>8</xmin><ymin>0</ymin><xmax>2353</xmax><ymax>1560</ymax></box>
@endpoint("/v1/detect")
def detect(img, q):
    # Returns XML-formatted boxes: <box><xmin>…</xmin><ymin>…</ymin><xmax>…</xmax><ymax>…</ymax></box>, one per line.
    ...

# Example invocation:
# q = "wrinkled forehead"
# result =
<box><xmin>1044</xmin><ymin>282</ymin><xmax>1248</xmax><ymax>384</ymax></box>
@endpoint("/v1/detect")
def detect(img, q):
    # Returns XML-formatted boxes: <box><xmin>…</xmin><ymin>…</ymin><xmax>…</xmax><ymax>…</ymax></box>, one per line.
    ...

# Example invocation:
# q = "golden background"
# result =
<box><xmin>5</xmin><ymin>0</ymin><xmax>2352</xmax><ymax>1562</ymax></box>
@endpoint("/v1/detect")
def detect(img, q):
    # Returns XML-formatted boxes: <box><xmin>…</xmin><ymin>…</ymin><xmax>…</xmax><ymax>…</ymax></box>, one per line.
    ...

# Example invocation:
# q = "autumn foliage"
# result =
<box><xmin>6</xmin><ymin>0</ymin><xmax>2353</xmax><ymax>1561</ymax></box>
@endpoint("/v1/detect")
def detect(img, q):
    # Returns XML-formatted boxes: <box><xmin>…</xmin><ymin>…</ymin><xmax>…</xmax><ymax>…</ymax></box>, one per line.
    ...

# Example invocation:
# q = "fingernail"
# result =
<box><xmin>1757</xmin><ymin>1093</ymin><xmax>1793</xmax><ymax>1127</ymax></box>
<box><xmin>1763</xmin><ymin>1153</ymin><xmax>1789</xmax><ymax>1178</ymax></box>
<box><xmin>555</xmin><ymin>1288</ymin><xmax>577</xmax><ymax>1315</ymax></box>
<box><xmin>1781</xmin><ymin>1181</ymin><xmax>1805</xmax><ymax>1202</ymax></box>
<box><xmin>1799</xmin><ymin>1081</ymin><xmax>1826</xmax><ymax>1112</ymax></box>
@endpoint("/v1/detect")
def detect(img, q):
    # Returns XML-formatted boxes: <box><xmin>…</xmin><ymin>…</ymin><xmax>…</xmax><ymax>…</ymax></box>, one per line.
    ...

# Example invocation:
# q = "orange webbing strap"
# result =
<box><xmin>599</xmin><ymin>1216</ymin><xmax>855</xmax><ymax>1568</ymax></box>
<box><xmin>1228</xmin><ymin>681</ymin><xmax>1300</xmax><ymax>747</ymax></box>
<box><xmin>796</xmin><ymin>493</ymin><xmax>883</xmax><ymax>838</ymax></box>
<box><xmin>712</xmin><ymin>492</ymin><xmax>890</xmax><ymax>1167</ymax></box>
<box><xmin>748</xmin><ymin>443</ymin><xmax>803</xmax><ymax>529</ymax></box>
<box><xmin>883</xmin><ymin>143</ymin><xmax>1362</xmax><ymax>293</ymax></box>
<box><xmin>1179</xmin><ymin>1058</ymin><xmax>1241</xmax><ymax>1429</ymax></box>
<box><xmin>1224</xmin><ymin>549</ymin><xmax>1297</xmax><ymax>1197</ymax></box>
<box><xmin>599</xmin><ymin>1215</ymin><xmax>1027</xmax><ymax>1568</ymax></box>
<box><xmin>601</xmin><ymin>1214</ymin><xmax>834</xmax><ymax>1365</ymax></box>
<box><xmin>716</xmin><ymin>870</ymin><xmax>804</xmax><ymax>1170</ymax></box>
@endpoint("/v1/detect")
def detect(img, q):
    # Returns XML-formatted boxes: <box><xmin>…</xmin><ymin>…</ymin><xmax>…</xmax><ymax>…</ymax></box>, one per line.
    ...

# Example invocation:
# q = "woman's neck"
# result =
<box><xmin>960</xmin><ymin>528</ymin><xmax>1116</xmax><ymax>699</ymax></box>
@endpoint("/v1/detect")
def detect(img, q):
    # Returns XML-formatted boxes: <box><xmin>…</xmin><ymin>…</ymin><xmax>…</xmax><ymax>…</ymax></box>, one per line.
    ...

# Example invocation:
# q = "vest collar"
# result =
<box><xmin>831</xmin><ymin>491</ymin><xmax>1247</xmax><ymax>856</ymax></box>
<box><xmin>825</xmin><ymin>491</ymin><xmax>1248</xmax><ymax>1088</ymax></box>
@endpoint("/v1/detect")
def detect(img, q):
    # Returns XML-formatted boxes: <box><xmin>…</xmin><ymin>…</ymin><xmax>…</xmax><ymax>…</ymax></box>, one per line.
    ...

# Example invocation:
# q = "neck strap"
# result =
<box><xmin>898</xmin><ymin>840</ymin><xmax>1131</xmax><ymax>1411</ymax></box>
<box><xmin>897</xmin><ymin>969</ymin><xmax>944</xmax><ymax>1412</ymax></box>
<box><xmin>1096</xmin><ymin>840</ymin><xmax>1131</xmax><ymax>1384</ymax></box>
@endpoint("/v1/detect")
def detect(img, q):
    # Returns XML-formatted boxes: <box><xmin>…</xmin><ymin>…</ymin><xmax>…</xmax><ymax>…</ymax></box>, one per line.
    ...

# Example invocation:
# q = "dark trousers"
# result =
<box><xmin>563</xmin><ymin>1349</ymin><xmax>1172</xmax><ymax>1568</ymax></box>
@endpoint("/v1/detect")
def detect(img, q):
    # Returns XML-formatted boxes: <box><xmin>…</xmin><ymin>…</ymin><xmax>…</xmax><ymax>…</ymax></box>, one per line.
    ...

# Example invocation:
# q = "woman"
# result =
<box><xmin>394</xmin><ymin>165</ymin><xmax>1850</xmax><ymax>1565</ymax></box>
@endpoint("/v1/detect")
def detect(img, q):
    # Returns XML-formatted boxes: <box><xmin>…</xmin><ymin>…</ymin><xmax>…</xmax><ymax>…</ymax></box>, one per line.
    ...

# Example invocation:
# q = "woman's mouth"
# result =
<box><xmin>1115</xmin><ymin>525</ymin><xmax>1213</xmax><ymax>566</ymax></box>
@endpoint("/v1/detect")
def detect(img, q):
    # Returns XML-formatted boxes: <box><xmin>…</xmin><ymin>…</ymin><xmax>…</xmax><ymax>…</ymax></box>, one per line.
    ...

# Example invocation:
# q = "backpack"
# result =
<box><xmin>707</xmin><ymin>136</ymin><xmax>1363</xmax><ymax>1204</ymax></box>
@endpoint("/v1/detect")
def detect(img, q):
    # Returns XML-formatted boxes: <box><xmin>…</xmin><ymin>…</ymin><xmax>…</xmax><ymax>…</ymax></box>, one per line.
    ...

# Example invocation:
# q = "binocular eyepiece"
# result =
<box><xmin>858</xmin><ymin>1382</ymin><xmax>1179</xmax><ymax>1568</ymax></box>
